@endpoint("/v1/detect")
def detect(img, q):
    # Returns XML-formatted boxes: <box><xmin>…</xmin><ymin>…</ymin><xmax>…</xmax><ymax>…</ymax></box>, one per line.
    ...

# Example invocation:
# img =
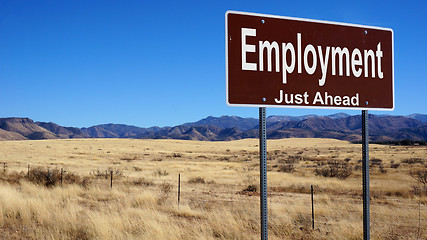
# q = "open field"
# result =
<box><xmin>0</xmin><ymin>138</ymin><xmax>426</xmax><ymax>239</ymax></box>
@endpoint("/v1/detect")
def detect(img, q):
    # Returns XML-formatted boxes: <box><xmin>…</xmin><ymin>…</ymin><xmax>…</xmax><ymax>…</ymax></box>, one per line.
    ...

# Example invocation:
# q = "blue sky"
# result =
<box><xmin>0</xmin><ymin>0</ymin><xmax>426</xmax><ymax>127</ymax></box>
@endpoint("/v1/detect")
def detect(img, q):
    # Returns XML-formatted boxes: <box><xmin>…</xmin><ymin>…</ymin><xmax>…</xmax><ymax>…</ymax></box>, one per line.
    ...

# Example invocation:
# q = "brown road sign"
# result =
<box><xmin>226</xmin><ymin>11</ymin><xmax>394</xmax><ymax>110</ymax></box>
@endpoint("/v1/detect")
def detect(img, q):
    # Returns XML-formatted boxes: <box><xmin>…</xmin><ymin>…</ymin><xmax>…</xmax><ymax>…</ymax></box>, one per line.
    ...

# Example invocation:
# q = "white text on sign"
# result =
<box><xmin>241</xmin><ymin>28</ymin><xmax>384</xmax><ymax>87</ymax></box>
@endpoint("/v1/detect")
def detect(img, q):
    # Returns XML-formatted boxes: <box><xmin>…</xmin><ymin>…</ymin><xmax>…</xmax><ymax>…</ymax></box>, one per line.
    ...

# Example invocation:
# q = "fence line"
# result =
<box><xmin>0</xmin><ymin>162</ymin><xmax>425</xmax><ymax>232</ymax></box>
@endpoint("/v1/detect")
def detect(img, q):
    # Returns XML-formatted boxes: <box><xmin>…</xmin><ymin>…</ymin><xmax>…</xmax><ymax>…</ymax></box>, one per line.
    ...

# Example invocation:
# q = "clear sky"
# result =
<box><xmin>1</xmin><ymin>0</ymin><xmax>426</xmax><ymax>128</ymax></box>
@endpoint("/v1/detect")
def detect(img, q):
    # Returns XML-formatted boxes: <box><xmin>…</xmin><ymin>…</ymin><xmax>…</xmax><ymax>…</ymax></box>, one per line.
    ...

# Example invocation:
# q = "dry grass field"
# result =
<box><xmin>0</xmin><ymin>138</ymin><xmax>426</xmax><ymax>239</ymax></box>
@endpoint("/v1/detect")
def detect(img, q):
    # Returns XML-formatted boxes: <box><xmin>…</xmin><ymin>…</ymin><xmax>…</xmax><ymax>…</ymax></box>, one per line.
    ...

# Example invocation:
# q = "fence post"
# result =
<box><xmin>178</xmin><ymin>173</ymin><xmax>181</xmax><ymax>207</ymax></box>
<box><xmin>61</xmin><ymin>168</ymin><xmax>63</xmax><ymax>186</ymax></box>
<box><xmin>311</xmin><ymin>185</ymin><xmax>315</xmax><ymax>229</ymax></box>
<box><xmin>3</xmin><ymin>162</ymin><xmax>6</xmax><ymax>173</ymax></box>
<box><xmin>110</xmin><ymin>171</ymin><xmax>113</xmax><ymax>188</ymax></box>
<box><xmin>417</xmin><ymin>200</ymin><xmax>421</xmax><ymax>239</ymax></box>
<box><xmin>27</xmin><ymin>164</ymin><xmax>30</xmax><ymax>178</ymax></box>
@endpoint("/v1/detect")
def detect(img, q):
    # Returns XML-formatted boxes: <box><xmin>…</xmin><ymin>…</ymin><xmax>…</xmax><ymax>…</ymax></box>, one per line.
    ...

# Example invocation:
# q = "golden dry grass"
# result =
<box><xmin>0</xmin><ymin>138</ymin><xmax>426</xmax><ymax>239</ymax></box>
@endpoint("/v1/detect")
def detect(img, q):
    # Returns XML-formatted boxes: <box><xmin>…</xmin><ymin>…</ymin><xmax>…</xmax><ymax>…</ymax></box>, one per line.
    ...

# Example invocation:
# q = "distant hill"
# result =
<box><xmin>267</xmin><ymin>113</ymin><xmax>350</xmax><ymax>123</ymax></box>
<box><xmin>80</xmin><ymin>124</ymin><xmax>161</xmax><ymax>138</ymax></box>
<box><xmin>36</xmin><ymin>122</ymin><xmax>89</xmax><ymax>139</ymax></box>
<box><xmin>0</xmin><ymin>118</ymin><xmax>56</xmax><ymax>140</ymax></box>
<box><xmin>183</xmin><ymin>116</ymin><xmax>258</xmax><ymax>131</ymax></box>
<box><xmin>0</xmin><ymin>113</ymin><xmax>426</xmax><ymax>142</ymax></box>
<box><xmin>407</xmin><ymin>114</ymin><xmax>427</xmax><ymax>122</ymax></box>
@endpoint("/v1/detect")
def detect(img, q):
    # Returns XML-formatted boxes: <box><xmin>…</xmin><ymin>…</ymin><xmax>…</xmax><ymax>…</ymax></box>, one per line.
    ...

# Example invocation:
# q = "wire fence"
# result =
<box><xmin>0</xmin><ymin>161</ymin><xmax>426</xmax><ymax>236</ymax></box>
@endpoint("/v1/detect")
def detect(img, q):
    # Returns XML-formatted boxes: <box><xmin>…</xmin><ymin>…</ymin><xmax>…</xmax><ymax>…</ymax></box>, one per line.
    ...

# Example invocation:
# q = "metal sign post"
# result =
<box><xmin>225</xmin><ymin>11</ymin><xmax>393</xmax><ymax>240</ymax></box>
<box><xmin>259</xmin><ymin>107</ymin><xmax>268</xmax><ymax>240</ymax></box>
<box><xmin>362</xmin><ymin>110</ymin><xmax>370</xmax><ymax>240</ymax></box>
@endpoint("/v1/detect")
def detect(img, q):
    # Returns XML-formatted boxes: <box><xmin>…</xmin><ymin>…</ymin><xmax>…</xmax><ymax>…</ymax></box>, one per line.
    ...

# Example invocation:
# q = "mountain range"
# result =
<box><xmin>0</xmin><ymin>113</ymin><xmax>426</xmax><ymax>142</ymax></box>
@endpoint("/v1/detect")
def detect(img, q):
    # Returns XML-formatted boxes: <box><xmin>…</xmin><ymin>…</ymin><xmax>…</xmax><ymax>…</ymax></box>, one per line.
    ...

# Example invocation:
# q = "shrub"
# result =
<box><xmin>153</xmin><ymin>169</ymin><xmax>169</xmax><ymax>177</ymax></box>
<box><xmin>279</xmin><ymin>164</ymin><xmax>295</xmax><ymax>173</ymax></box>
<box><xmin>120</xmin><ymin>155</ymin><xmax>139</xmax><ymax>161</ymax></box>
<box><xmin>0</xmin><ymin>171</ymin><xmax>25</xmax><ymax>184</ymax></box>
<box><xmin>157</xmin><ymin>182</ymin><xmax>173</xmax><ymax>205</ymax></box>
<box><xmin>286</xmin><ymin>155</ymin><xmax>303</xmax><ymax>163</ymax></box>
<box><xmin>409</xmin><ymin>169</ymin><xmax>427</xmax><ymax>185</ymax></box>
<box><xmin>370</xmin><ymin>158</ymin><xmax>383</xmax><ymax>166</ymax></box>
<box><xmin>188</xmin><ymin>177</ymin><xmax>205</xmax><ymax>184</ymax></box>
<box><xmin>379</xmin><ymin>164</ymin><xmax>387</xmax><ymax>174</ymax></box>
<box><xmin>63</xmin><ymin>170</ymin><xmax>81</xmax><ymax>184</ymax></box>
<box><xmin>90</xmin><ymin>168</ymin><xmax>122</xmax><ymax>179</ymax></box>
<box><xmin>91</xmin><ymin>169</ymin><xmax>109</xmax><ymax>179</ymax></box>
<box><xmin>133</xmin><ymin>166</ymin><xmax>143</xmax><ymax>171</ymax></box>
<box><xmin>160</xmin><ymin>182</ymin><xmax>173</xmax><ymax>194</ymax></box>
<box><xmin>243</xmin><ymin>184</ymin><xmax>257</xmax><ymax>192</ymax></box>
<box><xmin>410</xmin><ymin>185</ymin><xmax>427</xmax><ymax>196</ymax></box>
<box><xmin>314</xmin><ymin>160</ymin><xmax>352</xmax><ymax>179</ymax></box>
<box><xmin>132</xmin><ymin>177</ymin><xmax>154</xmax><ymax>186</ymax></box>
<box><xmin>390</xmin><ymin>163</ymin><xmax>400</xmax><ymax>168</ymax></box>
<box><xmin>28</xmin><ymin>168</ymin><xmax>80</xmax><ymax>187</ymax></box>
<box><xmin>402</xmin><ymin>158</ymin><xmax>424</xmax><ymax>165</ymax></box>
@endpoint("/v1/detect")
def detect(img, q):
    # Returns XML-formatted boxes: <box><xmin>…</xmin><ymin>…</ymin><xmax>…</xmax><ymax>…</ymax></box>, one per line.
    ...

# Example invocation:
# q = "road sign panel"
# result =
<box><xmin>226</xmin><ymin>11</ymin><xmax>394</xmax><ymax>110</ymax></box>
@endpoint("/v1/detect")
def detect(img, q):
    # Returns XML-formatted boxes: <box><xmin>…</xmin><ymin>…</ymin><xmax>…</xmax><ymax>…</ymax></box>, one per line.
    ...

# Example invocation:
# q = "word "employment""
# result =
<box><xmin>241</xmin><ymin>28</ymin><xmax>384</xmax><ymax>86</ymax></box>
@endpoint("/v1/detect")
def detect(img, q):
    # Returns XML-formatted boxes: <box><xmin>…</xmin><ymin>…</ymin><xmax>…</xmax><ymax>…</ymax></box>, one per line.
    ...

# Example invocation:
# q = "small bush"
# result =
<box><xmin>402</xmin><ymin>158</ymin><xmax>424</xmax><ymax>165</ymax></box>
<box><xmin>80</xmin><ymin>176</ymin><xmax>92</xmax><ymax>189</ymax></box>
<box><xmin>91</xmin><ymin>168</ymin><xmax>122</xmax><ymax>179</ymax></box>
<box><xmin>409</xmin><ymin>169</ymin><xmax>427</xmax><ymax>185</ymax></box>
<box><xmin>157</xmin><ymin>182</ymin><xmax>173</xmax><ymax>205</ymax></box>
<box><xmin>132</xmin><ymin>177</ymin><xmax>154</xmax><ymax>186</ymax></box>
<box><xmin>286</xmin><ymin>155</ymin><xmax>303</xmax><ymax>163</ymax></box>
<box><xmin>243</xmin><ymin>184</ymin><xmax>257</xmax><ymax>192</ymax></box>
<box><xmin>379</xmin><ymin>164</ymin><xmax>387</xmax><ymax>174</ymax></box>
<box><xmin>0</xmin><ymin>171</ymin><xmax>25</xmax><ymax>184</ymax></box>
<box><xmin>410</xmin><ymin>185</ymin><xmax>427</xmax><ymax>196</ymax></box>
<box><xmin>28</xmin><ymin>168</ymin><xmax>56</xmax><ymax>186</ymax></box>
<box><xmin>133</xmin><ymin>166</ymin><xmax>143</xmax><ymax>171</ymax></box>
<box><xmin>91</xmin><ymin>169</ymin><xmax>110</xmax><ymax>179</ymax></box>
<box><xmin>390</xmin><ymin>163</ymin><xmax>400</xmax><ymax>168</ymax></box>
<box><xmin>279</xmin><ymin>164</ymin><xmax>295</xmax><ymax>173</ymax></box>
<box><xmin>28</xmin><ymin>168</ymin><xmax>81</xmax><ymax>187</ymax></box>
<box><xmin>370</xmin><ymin>158</ymin><xmax>383</xmax><ymax>166</ymax></box>
<box><xmin>120</xmin><ymin>155</ymin><xmax>139</xmax><ymax>161</ymax></box>
<box><xmin>314</xmin><ymin>160</ymin><xmax>352</xmax><ymax>179</ymax></box>
<box><xmin>153</xmin><ymin>169</ymin><xmax>169</xmax><ymax>177</ymax></box>
<box><xmin>62</xmin><ymin>171</ymin><xmax>81</xmax><ymax>184</ymax></box>
<box><xmin>160</xmin><ymin>182</ymin><xmax>173</xmax><ymax>194</ymax></box>
<box><xmin>188</xmin><ymin>177</ymin><xmax>205</xmax><ymax>184</ymax></box>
